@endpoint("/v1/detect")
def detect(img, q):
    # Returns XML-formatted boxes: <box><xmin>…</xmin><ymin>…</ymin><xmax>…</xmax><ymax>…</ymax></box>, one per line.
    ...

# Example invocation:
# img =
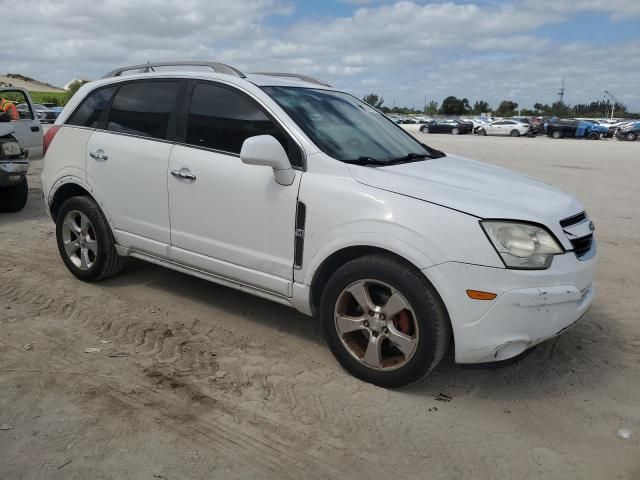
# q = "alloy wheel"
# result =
<box><xmin>61</xmin><ymin>210</ymin><xmax>98</xmax><ymax>270</ymax></box>
<box><xmin>334</xmin><ymin>279</ymin><xmax>419</xmax><ymax>371</ymax></box>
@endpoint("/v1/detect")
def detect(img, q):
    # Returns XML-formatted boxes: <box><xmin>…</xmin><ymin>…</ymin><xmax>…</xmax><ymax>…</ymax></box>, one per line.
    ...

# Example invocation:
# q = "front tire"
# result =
<box><xmin>421</xmin><ymin>126</ymin><xmax>429</xmax><ymax>134</ymax></box>
<box><xmin>552</xmin><ymin>130</ymin><xmax>562</xmax><ymax>139</ymax></box>
<box><xmin>451</xmin><ymin>128</ymin><xmax>460</xmax><ymax>135</ymax></box>
<box><xmin>319</xmin><ymin>254</ymin><xmax>450</xmax><ymax>388</ymax></box>
<box><xmin>587</xmin><ymin>132</ymin><xmax>600</xmax><ymax>140</ymax></box>
<box><xmin>56</xmin><ymin>196</ymin><xmax>124</xmax><ymax>282</ymax></box>
<box><xmin>0</xmin><ymin>177</ymin><xmax>28</xmax><ymax>213</ymax></box>
<box><xmin>626</xmin><ymin>132</ymin><xmax>637</xmax><ymax>141</ymax></box>
<box><xmin>478</xmin><ymin>128</ymin><xmax>487</xmax><ymax>136</ymax></box>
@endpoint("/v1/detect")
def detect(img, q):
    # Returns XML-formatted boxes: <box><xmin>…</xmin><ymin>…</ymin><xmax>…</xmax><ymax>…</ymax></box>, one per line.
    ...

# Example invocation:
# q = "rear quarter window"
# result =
<box><xmin>66</xmin><ymin>86</ymin><xmax>117</xmax><ymax>128</ymax></box>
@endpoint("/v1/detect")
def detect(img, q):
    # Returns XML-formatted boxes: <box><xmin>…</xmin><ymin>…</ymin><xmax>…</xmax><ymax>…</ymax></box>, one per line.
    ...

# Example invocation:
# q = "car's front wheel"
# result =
<box><xmin>320</xmin><ymin>254</ymin><xmax>450</xmax><ymax>388</ymax></box>
<box><xmin>421</xmin><ymin>126</ymin><xmax>429</xmax><ymax>134</ymax></box>
<box><xmin>451</xmin><ymin>128</ymin><xmax>460</xmax><ymax>135</ymax></box>
<box><xmin>56</xmin><ymin>196</ymin><xmax>124</xmax><ymax>281</ymax></box>
<box><xmin>0</xmin><ymin>177</ymin><xmax>28</xmax><ymax>213</ymax></box>
<box><xmin>552</xmin><ymin>130</ymin><xmax>562</xmax><ymax>139</ymax></box>
<box><xmin>587</xmin><ymin>132</ymin><xmax>600</xmax><ymax>140</ymax></box>
<box><xmin>626</xmin><ymin>132</ymin><xmax>637</xmax><ymax>141</ymax></box>
<box><xmin>477</xmin><ymin>128</ymin><xmax>487</xmax><ymax>136</ymax></box>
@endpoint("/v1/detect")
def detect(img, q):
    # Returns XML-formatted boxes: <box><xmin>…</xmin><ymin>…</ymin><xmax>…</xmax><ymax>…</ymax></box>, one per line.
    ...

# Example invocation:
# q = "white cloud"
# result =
<box><xmin>2</xmin><ymin>0</ymin><xmax>638</xmax><ymax>110</ymax></box>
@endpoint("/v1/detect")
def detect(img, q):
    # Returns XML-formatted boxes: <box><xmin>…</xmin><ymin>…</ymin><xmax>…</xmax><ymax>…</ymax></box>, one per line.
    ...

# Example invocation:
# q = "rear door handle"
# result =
<box><xmin>89</xmin><ymin>149</ymin><xmax>108</xmax><ymax>161</ymax></box>
<box><xmin>171</xmin><ymin>168</ymin><xmax>196</xmax><ymax>181</ymax></box>
<box><xmin>31</xmin><ymin>126</ymin><xmax>40</xmax><ymax>132</ymax></box>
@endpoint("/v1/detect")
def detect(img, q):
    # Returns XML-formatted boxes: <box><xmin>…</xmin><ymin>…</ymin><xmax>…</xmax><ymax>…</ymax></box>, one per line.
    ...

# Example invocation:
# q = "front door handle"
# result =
<box><xmin>89</xmin><ymin>149</ymin><xmax>108</xmax><ymax>161</ymax></box>
<box><xmin>31</xmin><ymin>126</ymin><xmax>40</xmax><ymax>132</ymax></box>
<box><xmin>171</xmin><ymin>168</ymin><xmax>196</xmax><ymax>181</ymax></box>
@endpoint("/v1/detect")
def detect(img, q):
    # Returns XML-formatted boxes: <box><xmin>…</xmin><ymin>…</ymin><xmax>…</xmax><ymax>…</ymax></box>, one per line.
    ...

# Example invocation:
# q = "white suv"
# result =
<box><xmin>41</xmin><ymin>62</ymin><xmax>596</xmax><ymax>387</ymax></box>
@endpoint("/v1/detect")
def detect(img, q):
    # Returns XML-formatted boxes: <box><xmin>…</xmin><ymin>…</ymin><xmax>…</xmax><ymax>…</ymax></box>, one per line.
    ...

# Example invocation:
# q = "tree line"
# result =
<box><xmin>362</xmin><ymin>93</ymin><xmax>636</xmax><ymax>118</ymax></box>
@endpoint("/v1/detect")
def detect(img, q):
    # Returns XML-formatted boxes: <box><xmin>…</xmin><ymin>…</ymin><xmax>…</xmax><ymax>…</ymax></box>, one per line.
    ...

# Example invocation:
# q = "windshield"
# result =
<box><xmin>262</xmin><ymin>86</ymin><xmax>434</xmax><ymax>164</ymax></box>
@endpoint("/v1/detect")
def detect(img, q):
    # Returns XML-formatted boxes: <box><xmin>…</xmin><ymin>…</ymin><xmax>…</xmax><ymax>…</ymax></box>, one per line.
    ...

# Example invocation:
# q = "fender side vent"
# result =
<box><xmin>294</xmin><ymin>201</ymin><xmax>306</xmax><ymax>269</ymax></box>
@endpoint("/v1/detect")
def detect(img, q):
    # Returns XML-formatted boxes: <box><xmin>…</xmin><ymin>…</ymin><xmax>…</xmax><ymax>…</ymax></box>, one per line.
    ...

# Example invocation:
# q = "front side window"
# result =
<box><xmin>185</xmin><ymin>83</ymin><xmax>297</xmax><ymax>162</ymax></box>
<box><xmin>67</xmin><ymin>86</ymin><xmax>117</xmax><ymax>128</ymax></box>
<box><xmin>0</xmin><ymin>90</ymin><xmax>32</xmax><ymax>121</ymax></box>
<box><xmin>107</xmin><ymin>81</ymin><xmax>180</xmax><ymax>140</ymax></box>
<box><xmin>264</xmin><ymin>86</ymin><xmax>434</xmax><ymax>164</ymax></box>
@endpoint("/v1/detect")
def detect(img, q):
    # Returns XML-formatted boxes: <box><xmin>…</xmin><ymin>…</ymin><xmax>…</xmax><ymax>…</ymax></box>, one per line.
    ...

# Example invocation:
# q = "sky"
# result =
<box><xmin>2</xmin><ymin>0</ymin><xmax>639</xmax><ymax>111</ymax></box>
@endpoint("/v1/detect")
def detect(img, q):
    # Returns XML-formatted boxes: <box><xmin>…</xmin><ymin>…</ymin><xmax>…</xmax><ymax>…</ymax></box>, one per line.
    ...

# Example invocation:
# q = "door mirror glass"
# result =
<box><xmin>240</xmin><ymin>135</ymin><xmax>295</xmax><ymax>186</ymax></box>
<box><xmin>0</xmin><ymin>90</ymin><xmax>33</xmax><ymax>121</ymax></box>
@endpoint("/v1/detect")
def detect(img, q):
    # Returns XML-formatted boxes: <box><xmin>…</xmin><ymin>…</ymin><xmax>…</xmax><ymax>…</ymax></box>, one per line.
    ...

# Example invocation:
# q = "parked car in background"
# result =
<box><xmin>420</xmin><ymin>119</ymin><xmax>473</xmax><ymax>135</ymax></box>
<box><xmin>476</xmin><ymin>119</ymin><xmax>530</xmax><ymax>137</ymax></box>
<box><xmin>19</xmin><ymin>103</ymin><xmax>57</xmax><ymax>123</ymax></box>
<box><xmin>42</xmin><ymin>103</ymin><xmax>65</xmax><ymax>119</ymax></box>
<box><xmin>546</xmin><ymin>119</ymin><xmax>610</xmax><ymax>140</ymax></box>
<box><xmin>615</xmin><ymin>121</ymin><xmax>640</xmax><ymax>141</ymax></box>
<box><xmin>40</xmin><ymin>61</ymin><xmax>597</xmax><ymax>387</ymax></box>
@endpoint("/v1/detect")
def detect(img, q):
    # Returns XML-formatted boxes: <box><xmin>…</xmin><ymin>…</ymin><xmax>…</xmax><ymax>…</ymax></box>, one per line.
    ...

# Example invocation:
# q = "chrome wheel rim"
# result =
<box><xmin>334</xmin><ymin>279</ymin><xmax>419</xmax><ymax>371</ymax></box>
<box><xmin>61</xmin><ymin>210</ymin><xmax>98</xmax><ymax>270</ymax></box>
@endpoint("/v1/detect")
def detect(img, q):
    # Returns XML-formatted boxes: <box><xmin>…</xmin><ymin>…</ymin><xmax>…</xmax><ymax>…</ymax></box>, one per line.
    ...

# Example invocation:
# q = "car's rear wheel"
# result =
<box><xmin>552</xmin><ymin>130</ymin><xmax>562</xmax><ymax>139</ymax></box>
<box><xmin>451</xmin><ymin>128</ymin><xmax>460</xmax><ymax>135</ymax></box>
<box><xmin>0</xmin><ymin>177</ymin><xmax>28</xmax><ymax>213</ymax></box>
<box><xmin>320</xmin><ymin>254</ymin><xmax>450</xmax><ymax>388</ymax></box>
<box><xmin>587</xmin><ymin>132</ymin><xmax>600</xmax><ymax>140</ymax></box>
<box><xmin>626</xmin><ymin>132</ymin><xmax>637</xmax><ymax>141</ymax></box>
<box><xmin>510</xmin><ymin>129</ymin><xmax>520</xmax><ymax>137</ymax></box>
<box><xmin>56</xmin><ymin>196</ymin><xmax>124</xmax><ymax>282</ymax></box>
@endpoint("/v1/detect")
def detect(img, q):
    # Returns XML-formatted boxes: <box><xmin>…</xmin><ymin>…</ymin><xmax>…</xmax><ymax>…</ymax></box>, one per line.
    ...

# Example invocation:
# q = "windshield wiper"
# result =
<box><xmin>342</xmin><ymin>156</ymin><xmax>390</xmax><ymax>167</ymax></box>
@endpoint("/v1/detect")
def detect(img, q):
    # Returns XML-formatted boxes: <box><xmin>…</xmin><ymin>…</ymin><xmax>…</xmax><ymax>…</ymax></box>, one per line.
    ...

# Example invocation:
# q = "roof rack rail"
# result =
<box><xmin>102</xmin><ymin>61</ymin><xmax>246</xmax><ymax>79</ymax></box>
<box><xmin>252</xmin><ymin>72</ymin><xmax>331</xmax><ymax>87</ymax></box>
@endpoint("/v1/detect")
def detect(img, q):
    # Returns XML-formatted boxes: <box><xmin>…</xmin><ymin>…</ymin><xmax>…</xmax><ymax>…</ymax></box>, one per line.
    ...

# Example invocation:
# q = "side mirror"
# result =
<box><xmin>240</xmin><ymin>135</ymin><xmax>295</xmax><ymax>186</ymax></box>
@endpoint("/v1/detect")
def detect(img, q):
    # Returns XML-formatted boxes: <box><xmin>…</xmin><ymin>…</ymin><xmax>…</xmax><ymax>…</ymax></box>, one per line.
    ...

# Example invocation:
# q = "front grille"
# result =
<box><xmin>560</xmin><ymin>211</ymin><xmax>587</xmax><ymax>228</ymax></box>
<box><xmin>560</xmin><ymin>211</ymin><xmax>594</xmax><ymax>260</ymax></box>
<box><xmin>571</xmin><ymin>234</ymin><xmax>593</xmax><ymax>258</ymax></box>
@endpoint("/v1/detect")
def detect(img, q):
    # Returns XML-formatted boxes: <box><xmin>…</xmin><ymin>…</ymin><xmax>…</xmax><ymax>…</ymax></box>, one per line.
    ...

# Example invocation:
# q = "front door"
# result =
<box><xmin>86</xmin><ymin>80</ymin><xmax>182</xmax><ymax>256</ymax></box>
<box><xmin>168</xmin><ymin>81</ymin><xmax>302</xmax><ymax>296</ymax></box>
<box><xmin>0</xmin><ymin>88</ymin><xmax>43</xmax><ymax>159</ymax></box>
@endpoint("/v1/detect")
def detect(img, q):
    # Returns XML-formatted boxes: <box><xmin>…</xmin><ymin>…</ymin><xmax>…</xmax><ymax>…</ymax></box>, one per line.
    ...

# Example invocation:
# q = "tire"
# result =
<box><xmin>552</xmin><ymin>130</ymin><xmax>562</xmax><ymax>139</ymax></box>
<box><xmin>319</xmin><ymin>254</ymin><xmax>450</xmax><ymax>388</ymax></box>
<box><xmin>478</xmin><ymin>128</ymin><xmax>487</xmax><ymax>136</ymax></box>
<box><xmin>587</xmin><ymin>132</ymin><xmax>600</xmax><ymax>140</ymax></box>
<box><xmin>451</xmin><ymin>128</ymin><xmax>459</xmax><ymax>135</ymax></box>
<box><xmin>510</xmin><ymin>129</ymin><xmax>520</xmax><ymax>137</ymax></box>
<box><xmin>421</xmin><ymin>126</ymin><xmax>429</xmax><ymax>134</ymax></box>
<box><xmin>0</xmin><ymin>177</ymin><xmax>28</xmax><ymax>213</ymax></box>
<box><xmin>626</xmin><ymin>132</ymin><xmax>637</xmax><ymax>141</ymax></box>
<box><xmin>55</xmin><ymin>196</ymin><xmax>124</xmax><ymax>282</ymax></box>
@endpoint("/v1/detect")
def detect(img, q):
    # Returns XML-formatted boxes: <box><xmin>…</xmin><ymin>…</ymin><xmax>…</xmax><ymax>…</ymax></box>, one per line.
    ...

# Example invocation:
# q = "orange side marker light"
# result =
<box><xmin>466</xmin><ymin>290</ymin><xmax>497</xmax><ymax>301</ymax></box>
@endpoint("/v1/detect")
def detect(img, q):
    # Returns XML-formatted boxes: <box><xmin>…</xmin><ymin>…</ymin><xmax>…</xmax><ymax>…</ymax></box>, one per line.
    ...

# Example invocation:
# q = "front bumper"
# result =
<box><xmin>424</xmin><ymin>250</ymin><xmax>597</xmax><ymax>363</ymax></box>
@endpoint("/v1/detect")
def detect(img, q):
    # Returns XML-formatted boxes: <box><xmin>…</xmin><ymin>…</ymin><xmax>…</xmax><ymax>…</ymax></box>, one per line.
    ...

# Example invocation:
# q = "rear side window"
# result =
<box><xmin>66</xmin><ymin>86</ymin><xmax>116</xmax><ymax>128</ymax></box>
<box><xmin>106</xmin><ymin>81</ymin><xmax>180</xmax><ymax>140</ymax></box>
<box><xmin>186</xmin><ymin>82</ymin><xmax>301</xmax><ymax>166</ymax></box>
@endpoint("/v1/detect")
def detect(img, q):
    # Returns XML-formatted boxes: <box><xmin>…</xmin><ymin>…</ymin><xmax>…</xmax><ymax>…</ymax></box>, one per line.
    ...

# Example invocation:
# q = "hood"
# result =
<box><xmin>348</xmin><ymin>154</ymin><xmax>583</xmax><ymax>246</ymax></box>
<box><xmin>0</xmin><ymin>123</ymin><xmax>15</xmax><ymax>137</ymax></box>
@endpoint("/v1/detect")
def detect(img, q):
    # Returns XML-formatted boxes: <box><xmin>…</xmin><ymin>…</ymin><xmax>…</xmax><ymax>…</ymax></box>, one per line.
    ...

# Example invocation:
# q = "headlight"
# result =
<box><xmin>1</xmin><ymin>141</ymin><xmax>22</xmax><ymax>156</ymax></box>
<box><xmin>481</xmin><ymin>221</ymin><xmax>563</xmax><ymax>269</ymax></box>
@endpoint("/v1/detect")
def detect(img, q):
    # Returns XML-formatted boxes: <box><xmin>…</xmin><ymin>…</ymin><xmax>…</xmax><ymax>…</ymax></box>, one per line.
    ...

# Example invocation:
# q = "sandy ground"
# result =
<box><xmin>1</xmin><ymin>131</ymin><xmax>639</xmax><ymax>479</ymax></box>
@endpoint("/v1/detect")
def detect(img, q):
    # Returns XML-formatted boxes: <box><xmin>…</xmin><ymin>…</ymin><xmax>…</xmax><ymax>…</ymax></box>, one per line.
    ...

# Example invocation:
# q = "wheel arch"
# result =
<box><xmin>48</xmin><ymin>177</ymin><xmax>114</xmax><ymax>232</ymax></box>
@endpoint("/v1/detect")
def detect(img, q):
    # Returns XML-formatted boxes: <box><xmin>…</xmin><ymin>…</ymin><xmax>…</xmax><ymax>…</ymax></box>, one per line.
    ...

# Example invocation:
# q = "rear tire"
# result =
<box><xmin>587</xmin><ymin>132</ymin><xmax>600</xmax><ymax>140</ymax></box>
<box><xmin>451</xmin><ymin>128</ymin><xmax>460</xmax><ymax>135</ymax></box>
<box><xmin>552</xmin><ymin>130</ymin><xmax>562</xmax><ymax>139</ymax></box>
<box><xmin>510</xmin><ymin>129</ymin><xmax>520</xmax><ymax>137</ymax></box>
<box><xmin>478</xmin><ymin>128</ymin><xmax>487</xmax><ymax>136</ymax></box>
<box><xmin>626</xmin><ymin>132</ymin><xmax>637</xmax><ymax>141</ymax></box>
<box><xmin>319</xmin><ymin>254</ymin><xmax>450</xmax><ymax>388</ymax></box>
<box><xmin>0</xmin><ymin>177</ymin><xmax>28</xmax><ymax>213</ymax></box>
<box><xmin>55</xmin><ymin>196</ymin><xmax>124</xmax><ymax>282</ymax></box>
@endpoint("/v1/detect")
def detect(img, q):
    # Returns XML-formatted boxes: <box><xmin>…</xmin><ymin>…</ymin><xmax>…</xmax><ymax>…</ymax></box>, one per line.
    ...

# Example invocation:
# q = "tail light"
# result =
<box><xmin>43</xmin><ymin>125</ymin><xmax>61</xmax><ymax>156</ymax></box>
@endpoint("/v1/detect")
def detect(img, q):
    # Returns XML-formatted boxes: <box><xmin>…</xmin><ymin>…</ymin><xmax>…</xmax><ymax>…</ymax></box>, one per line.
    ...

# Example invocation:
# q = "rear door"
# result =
<box><xmin>85</xmin><ymin>79</ymin><xmax>183</xmax><ymax>256</ymax></box>
<box><xmin>0</xmin><ymin>88</ymin><xmax>43</xmax><ymax>159</ymax></box>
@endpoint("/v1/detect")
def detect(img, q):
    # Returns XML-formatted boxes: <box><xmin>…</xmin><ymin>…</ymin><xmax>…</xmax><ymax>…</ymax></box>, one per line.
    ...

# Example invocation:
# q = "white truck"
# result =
<box><xmin>0</xmin><ymin>86</ymin><xmax>43</xmax><ymax>211</ymax></box>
